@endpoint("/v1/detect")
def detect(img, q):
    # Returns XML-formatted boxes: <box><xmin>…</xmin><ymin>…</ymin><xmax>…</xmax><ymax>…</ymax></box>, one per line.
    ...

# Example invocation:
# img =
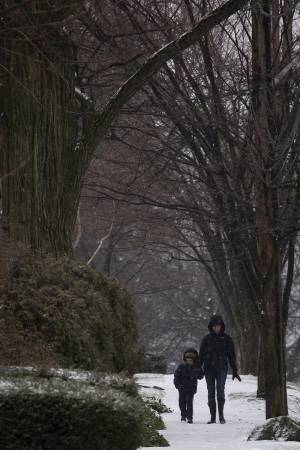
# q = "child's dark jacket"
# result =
<box><xmin>173</xmin><ymin>348</ymin><xmax>203</xmax><ymax>394</ymax></box>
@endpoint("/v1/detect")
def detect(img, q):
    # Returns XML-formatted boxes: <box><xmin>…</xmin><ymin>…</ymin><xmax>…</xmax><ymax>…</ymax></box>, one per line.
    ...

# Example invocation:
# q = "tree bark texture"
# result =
<box><xmin>252</xmin><ymin>0</ymin><xmax>288</xmax><ymax>418</ymax></box>
<box><xmin>257</xmin><ymin>333</ymin><xmax>266</xmax><ymax>398</ymax></box>
<box><xmin>0</xmin><ymin>33</ymin><xmax>84</xmax><ymax>254</ymax></box>
<box><xmin>239</xmin><ymin>324</ymin><xmax>260</xmax><ymax>375</ymax></box>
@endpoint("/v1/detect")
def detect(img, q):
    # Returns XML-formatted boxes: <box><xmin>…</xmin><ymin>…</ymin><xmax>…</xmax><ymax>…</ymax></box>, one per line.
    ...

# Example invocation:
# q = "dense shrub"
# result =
<box><xmin>0</xmin><ymin>367</ymin><xmax>169</xmax><ymax>449</ymax></box>
<box><xmin>0</xmin><ymin>255</ymin><xmax>140</xmax><ymax>372</ymax></box>
<box><xmin>139</xmin><ymin>393</ymin><xmax>171</xmax><ymax>447</ymax></box>
<box><xmin>142</xmin><ymin>405</ymin><xmax>169</xmax><ymax>447</ymax></box>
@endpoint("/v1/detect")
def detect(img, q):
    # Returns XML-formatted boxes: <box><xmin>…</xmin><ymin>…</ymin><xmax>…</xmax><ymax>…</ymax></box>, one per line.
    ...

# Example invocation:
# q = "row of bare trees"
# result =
<box><xmin>81</xmin><ymin>0</ymin><xmax>300</xmax><ymax>418</ymax></box>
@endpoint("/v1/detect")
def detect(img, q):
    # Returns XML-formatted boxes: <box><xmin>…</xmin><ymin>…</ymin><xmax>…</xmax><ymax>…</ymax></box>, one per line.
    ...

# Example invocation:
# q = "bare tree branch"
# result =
<box><xmin>89</xmin><ymin>0</ymin><xmax>249</xmax><ymax>149</ymax></box>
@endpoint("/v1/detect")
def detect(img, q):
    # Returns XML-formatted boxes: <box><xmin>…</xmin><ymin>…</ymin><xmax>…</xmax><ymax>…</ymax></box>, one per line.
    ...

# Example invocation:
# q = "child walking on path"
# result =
<box><xmin>174</xmin><ymin>348</ymin><xmax>204</xmax><ymax>424</ymax></box>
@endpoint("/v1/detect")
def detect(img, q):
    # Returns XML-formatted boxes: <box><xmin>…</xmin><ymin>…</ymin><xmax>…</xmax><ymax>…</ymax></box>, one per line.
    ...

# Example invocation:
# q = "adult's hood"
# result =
<box><xmin>183</xmin><ymin>348</ymin><xmax>198</xmax><ymax>361</ymax></box>
<box><xmin>208</xmin><ymin>315</ymin><xmax>225</xmax><ymax>333</ymax></box>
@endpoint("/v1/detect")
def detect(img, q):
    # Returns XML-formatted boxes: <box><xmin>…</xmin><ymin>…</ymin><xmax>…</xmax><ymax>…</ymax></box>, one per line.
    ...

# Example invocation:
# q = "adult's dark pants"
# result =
<box><xmin>205</xmin><ymin>368</ymin><xmax>227</xmax><ymax>406</ymax></box>
<box><xmin>178</xmin><ymin>391</ymin><xmax>194</xmax><ymax>420</ymax></box>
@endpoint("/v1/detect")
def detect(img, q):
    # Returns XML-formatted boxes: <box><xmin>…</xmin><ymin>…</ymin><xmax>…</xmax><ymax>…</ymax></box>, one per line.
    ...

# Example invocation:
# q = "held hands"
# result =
<box><xmin>232</xmin><ymin>371</ymin><xmax>241</xmax><ymax>382</ymax></box>
<box><xmin>197</xmin><ymin>368</ymin><xmax>204</xmax><ymax>380</ymax></box>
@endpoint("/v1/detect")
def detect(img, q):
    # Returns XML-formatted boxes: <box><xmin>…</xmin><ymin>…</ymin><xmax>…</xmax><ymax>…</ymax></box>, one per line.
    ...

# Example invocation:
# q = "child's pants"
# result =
<box><xmin>179</xmin><ymin>391</ymin><xmax>194</xmax><ymax>420</ymax></box>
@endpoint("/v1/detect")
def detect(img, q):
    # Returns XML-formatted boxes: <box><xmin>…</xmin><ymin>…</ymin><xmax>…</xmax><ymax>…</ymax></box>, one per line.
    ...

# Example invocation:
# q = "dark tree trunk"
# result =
<box><xmin>257</xmin><ymin>334</ymin><xmax>266</xmax><ymax>398</ymax></box>
<box><xmin>262</xmin><ymin>264</ymin><xmax>288</xmax><ymax>417</ymax></box>
<box><xmin>239</xmin><ymin>324</ymin><xmax>260</xmax><ymax>375</ymax></box>
<box><xmin>0</xmin><ymin>31</ymin><xmax>84</xmax><ymax>255</ymax></box>
<box><xmin>252</xmin><ymin>0</ymin><xmax>288</xmax><ymax>418</ymax></box>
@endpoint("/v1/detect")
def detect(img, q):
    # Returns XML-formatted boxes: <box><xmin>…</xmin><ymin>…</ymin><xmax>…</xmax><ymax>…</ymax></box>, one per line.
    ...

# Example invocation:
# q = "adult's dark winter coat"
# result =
<box><xmin>198</xmin><ymin>316</ymin><xmax>237</xmax><ymax>372</ymax></box>
<box><xmin>174</xmin><ymin>348</ymin><xmax>203</xmax><ymax>393</ymax></box>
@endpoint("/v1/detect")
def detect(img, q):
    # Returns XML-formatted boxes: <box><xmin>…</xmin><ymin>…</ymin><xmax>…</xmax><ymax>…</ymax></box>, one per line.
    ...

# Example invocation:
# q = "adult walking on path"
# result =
<box><xmin>198</xmin><ymin>315</ymin><xmax>241</xmax><ymax>424</ymax></box>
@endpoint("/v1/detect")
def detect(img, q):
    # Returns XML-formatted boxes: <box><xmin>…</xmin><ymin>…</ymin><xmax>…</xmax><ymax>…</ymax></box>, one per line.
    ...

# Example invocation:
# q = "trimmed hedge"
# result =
<box><xmin>0</xmin><ymin>255</ymin><xmax>140</xmax><ymax>372</ymax></box>
<box><xmin>0</xmin><ymin>367</ymin><xmax>169</xmax><ymax>449</ymax></box>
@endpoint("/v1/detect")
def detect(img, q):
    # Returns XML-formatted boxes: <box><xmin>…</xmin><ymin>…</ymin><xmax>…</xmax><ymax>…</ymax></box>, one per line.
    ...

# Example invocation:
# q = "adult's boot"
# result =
<box><xmin>207</xmin><ymin>401</ymin><xmax>216</xmax><ymax>424</ymax></box>
<box><xmin>218</xmin><ymin>400</ymin><xmax>226</xmax><ymax>424</ymax></box>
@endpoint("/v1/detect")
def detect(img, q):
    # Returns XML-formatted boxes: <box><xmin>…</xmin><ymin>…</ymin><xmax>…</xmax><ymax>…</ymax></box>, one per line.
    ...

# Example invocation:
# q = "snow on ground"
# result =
<box><xmin>136</xmin><ymin>374</ymin><xmax>300</xmax><ymax>450</ymax></box>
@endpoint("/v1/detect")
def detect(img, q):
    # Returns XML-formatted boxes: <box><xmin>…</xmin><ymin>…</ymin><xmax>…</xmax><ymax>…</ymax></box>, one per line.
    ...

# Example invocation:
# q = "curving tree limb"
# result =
<box><xmin>90</xmin><ymin>0</ymin><xmax>249</xmax><ymax>149</ymax></box>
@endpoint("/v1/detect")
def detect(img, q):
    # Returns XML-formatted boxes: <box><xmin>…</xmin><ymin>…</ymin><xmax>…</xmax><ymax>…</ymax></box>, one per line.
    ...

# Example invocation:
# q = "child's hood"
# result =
<box><xmin>183</xmin><ymin>348</ymin><xmax>198</xmax><ymax>361</ymax></box>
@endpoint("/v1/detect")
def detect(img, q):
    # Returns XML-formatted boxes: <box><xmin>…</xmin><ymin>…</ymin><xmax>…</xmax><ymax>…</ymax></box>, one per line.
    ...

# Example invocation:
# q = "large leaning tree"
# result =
<box><xmin>0</xmin><ymin>0</ymin><xmax>247</xmax><ymax>253</ymax></box>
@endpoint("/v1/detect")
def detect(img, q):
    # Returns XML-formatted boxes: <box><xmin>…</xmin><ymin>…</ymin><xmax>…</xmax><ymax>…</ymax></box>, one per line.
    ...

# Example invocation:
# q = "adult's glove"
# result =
<box><xmin>232</xmin><ymin>371</ymin><xmax>241</xmax><ymax>382</ymax></box>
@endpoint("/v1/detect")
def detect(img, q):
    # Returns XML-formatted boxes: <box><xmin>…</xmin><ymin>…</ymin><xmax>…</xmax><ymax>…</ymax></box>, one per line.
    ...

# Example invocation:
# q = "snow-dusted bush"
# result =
<box><xmin>144</xmin><ymin>395</ymin><xmax>172</xmax><ymax>414</ymax></box>
<box><xmin>0</xmin><ymin>367</ymin><xmax>168</xmax><ymax>449</ymax></box>
<box><xmin>0</xmin><ymin>366</ymin><xmax>139</xmax><ymax>396</ymax></box>
<box><xmin>0</xmin><ymin>367</ymin><xmax>168</xmax><ymax>450</ymax></box>
<box><xmin>248</xmin><ymin>416</ymin><xmax>300</xmax><ymax>441</ymax></box>
<box><xmin>142</xmin><ymin>407</ymin><xmax>169</xmax><ymax>447</ymax></box>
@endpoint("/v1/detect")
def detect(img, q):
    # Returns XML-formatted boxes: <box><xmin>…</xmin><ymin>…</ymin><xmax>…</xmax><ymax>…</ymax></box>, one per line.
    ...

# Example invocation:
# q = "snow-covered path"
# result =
<box><xmin>136</xmin><ymin>374</ymin><xmax>300</xmax><ymax>450</ymax></box>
